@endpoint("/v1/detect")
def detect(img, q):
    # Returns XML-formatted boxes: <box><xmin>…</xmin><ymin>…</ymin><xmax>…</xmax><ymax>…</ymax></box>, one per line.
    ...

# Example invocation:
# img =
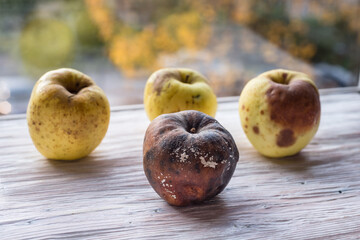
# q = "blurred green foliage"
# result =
<box><xmin>245</xmin><ymin>0</ymin><xmax>359</xmax><ymax>71</ymax></box>
<box><xmin>75</xmin><ymin>10</ymin><xmax>104</xmax><ymax>49</ymax></box>
<box><xmin>20</xmin><ymin>18</ymin><xmax>74</xmax><ymax>77</ymax></box>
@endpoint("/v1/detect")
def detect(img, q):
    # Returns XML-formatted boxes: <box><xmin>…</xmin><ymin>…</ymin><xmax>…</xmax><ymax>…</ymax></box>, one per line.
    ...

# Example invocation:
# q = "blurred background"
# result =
<box><xmin>0</xmin><ymin>0</ymin><xmax>359</xmax><ymax>115</ymax></box>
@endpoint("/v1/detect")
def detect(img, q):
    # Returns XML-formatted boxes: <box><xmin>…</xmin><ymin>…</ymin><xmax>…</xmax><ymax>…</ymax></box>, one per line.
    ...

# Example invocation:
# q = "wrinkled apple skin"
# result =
<box><xmin>239</xmin><ymin>69</ymin><xmax>321</xmax><ymax>158</ymax></box>
<box><xmin>143</xmin><ymin>110</ymin><xmax>239</xmax><ymax>206</ymax></box>
<box><xmin>27</xmin><ymin>68</ymin><xmax>110</xmax><ymax>160</ymax></box>
<box><xmin>144</xmin><ymin>68</ymin><xmax>217</xmax><ymax>121</ymax></box>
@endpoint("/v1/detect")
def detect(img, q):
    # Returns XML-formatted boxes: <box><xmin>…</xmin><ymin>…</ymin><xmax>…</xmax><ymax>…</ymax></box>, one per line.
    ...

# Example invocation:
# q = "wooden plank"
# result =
<box><xmin>1</xmin><ymin>88</ymin><xmax>360</xmax><ymax>239</ymax></box>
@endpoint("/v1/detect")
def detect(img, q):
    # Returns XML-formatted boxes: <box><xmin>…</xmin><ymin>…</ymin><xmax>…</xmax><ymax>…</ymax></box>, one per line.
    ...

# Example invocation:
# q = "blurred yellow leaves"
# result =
<box><xmin>84</xmin><ymin>0</ymin><xmax>358</xmax><ymax>79</ymax></box>
<box><xmin>85</xmin><ymin>0</ymin><xmax>115</xmax><ymax>42</ymax></box>
<box><xmin>157</xmin><ymin>11</ymin><xmax>211</xmax><ymax>51</ymax></box>
<box><xmin>232</xmin><ymin>0</ymin><xmax>254</xmax><ymax>25</ymax></box>
<box><xmin>110</xmin><ymin>29</ymin><xmax>157</xmax><ymax>77</ymax></box>
<box><xmin>85</xmin><ymin>0</ymin><xmax>211</xmax><ymax>77</ymax></box>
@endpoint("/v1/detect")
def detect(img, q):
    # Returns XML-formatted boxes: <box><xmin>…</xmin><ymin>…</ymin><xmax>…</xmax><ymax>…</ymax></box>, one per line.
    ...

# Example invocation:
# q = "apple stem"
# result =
<box><xmin>190</xmin><ymin>128</ymin><xmax>196</xmax><ymax>133</ymax></box>
<box><xmin>185</xmin><ymin>75</ymin><xmax>190</xmax><ymax>83</ymax></box>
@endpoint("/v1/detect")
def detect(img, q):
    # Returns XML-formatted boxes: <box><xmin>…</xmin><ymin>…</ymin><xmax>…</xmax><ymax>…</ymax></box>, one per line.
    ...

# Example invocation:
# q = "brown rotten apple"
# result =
<box><xmin>143</xmin><ymin>110</ymin><xmax>239</xmax><ymax>206</ymax></box>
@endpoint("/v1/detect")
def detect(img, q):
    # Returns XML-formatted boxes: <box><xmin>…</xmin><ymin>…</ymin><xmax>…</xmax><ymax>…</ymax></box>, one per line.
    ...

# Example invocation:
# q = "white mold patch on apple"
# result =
<box><xmin>179</xmin><ymin>152</ymin><xmax>189</xmax><ymax>163</ymax></box>
<box><xmin>171</xmin><ymin>147</ymin><xmax>191</xmax><ymax>164</ymax></box>
<box><xmin>200</xmin><ymin>156</ymin><xmax>218</xmax><ymax>169</ymax></box>
<box><xmin>158</xmin><ymin>174</ymin><xmax>177</xmax><ymax>199</ymax></box>
<box><xmin>226</xmin><ymin>162</ymin><xmax>232</xmax><ymax>171</ymax></box>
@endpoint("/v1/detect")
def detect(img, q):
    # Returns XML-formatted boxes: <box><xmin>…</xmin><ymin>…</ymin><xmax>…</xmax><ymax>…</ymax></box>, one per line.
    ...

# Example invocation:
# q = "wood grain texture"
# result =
<box><xmin>1</xmin><ymin>87</ymin><xmax>360</xmax><ymax>240</ymax></box>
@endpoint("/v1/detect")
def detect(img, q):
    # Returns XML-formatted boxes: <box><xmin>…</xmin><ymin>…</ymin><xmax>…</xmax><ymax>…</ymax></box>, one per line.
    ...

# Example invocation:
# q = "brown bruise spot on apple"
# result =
<box><xmin>253</xmin><ymin>126</ymin><xmax>259</xmax><ymax>134</ymax></box>
<box><xmin>265</xmin><ymin>80</ymin><xmax>320</xmax><ymax>132</ymax></box>
<box><xmin>260</xmin><ymin>110</ymin><xmax>264</xmax><ymax>115</ymax></box>
<box><xmin>145</xmin><ymin>168</ymin><xmax>156</xmax><ymax>185</ymax></box>
<box><xmin>182</xmin><ymin>185</ymin><xmax>204</xmax><ymax>201</ymax></box>
<box><xmin>277</xmin><ymin>128</ymin><xmax>296</xmax><ymax>147</ymax></box>
<box><xmin>152</xmin><ymin>71</ymin><xmax>181</xmax><ymax>95</ymax></box>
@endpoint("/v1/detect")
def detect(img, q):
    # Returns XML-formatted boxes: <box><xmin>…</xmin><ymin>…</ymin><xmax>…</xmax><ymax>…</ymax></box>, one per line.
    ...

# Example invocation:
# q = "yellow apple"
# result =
<box><xmin>239</xmin><ymin>69</ymin><xmax>321</xmax><ymax>158</ymax></box>
<box><xmin>27</xmin><ymin>68</ymin><xmax>110</xmax><ymax>160</ymax></box>
<box><xmin>144</xmin><ymin>68</ymin><xmax>217</xmax><ymax>120</ymax></box>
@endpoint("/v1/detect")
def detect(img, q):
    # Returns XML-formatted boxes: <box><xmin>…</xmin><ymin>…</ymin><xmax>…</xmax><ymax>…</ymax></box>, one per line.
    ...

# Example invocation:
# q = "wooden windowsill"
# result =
<box><xmin>1</xmin><ymin>87</ymin><xmax>360</xmax><ymax>239</ymax></box>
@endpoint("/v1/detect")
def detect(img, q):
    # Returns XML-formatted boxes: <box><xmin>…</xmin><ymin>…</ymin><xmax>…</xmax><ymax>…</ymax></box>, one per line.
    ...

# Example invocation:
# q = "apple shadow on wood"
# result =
<box><xmin>46</xmin><ymin>155</ymin><xmax>111</xmax><ymax>176</ymax></box>
<box><xmin>171</xmin><ymin>195</ymin><xmax>233</xmax><ymax>221</ymax></box>
<box><xmin>262</xmin><ymin>152</ymin><xmax>313</xmax><ymax>173</ymax></box>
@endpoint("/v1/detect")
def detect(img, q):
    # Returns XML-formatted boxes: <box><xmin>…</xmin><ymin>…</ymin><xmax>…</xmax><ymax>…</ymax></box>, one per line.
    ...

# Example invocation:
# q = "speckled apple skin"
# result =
<box><xmin>143</xmin><ymin>110</ymin><xmax>239</xmax><ymax>206</ymax></box>
<box><xmin>144</xmin><ymin>68</ymin><xmax>217</xmax><ymax>120</ymax></box>
<box><xmin>239</xmin><ymin>69</ymin><xmax>321</xmax><ymax>158</ymax></box>
<box><xmin>27</xmin><ymin>68</ymin><xmax>110</xmax><ymax>160</ymax></box>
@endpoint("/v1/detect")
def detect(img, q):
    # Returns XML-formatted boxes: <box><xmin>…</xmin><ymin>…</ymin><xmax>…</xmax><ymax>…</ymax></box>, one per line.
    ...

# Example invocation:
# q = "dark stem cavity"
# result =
<box><xmin>184</xmin><ymin>75</ymin><xmax>190</xmax><ymax>83</ymax></box>
<box><xmin>67</xmin><ymin>82</ymin><xmax>88</xmax><ymax>94</ymax></box>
